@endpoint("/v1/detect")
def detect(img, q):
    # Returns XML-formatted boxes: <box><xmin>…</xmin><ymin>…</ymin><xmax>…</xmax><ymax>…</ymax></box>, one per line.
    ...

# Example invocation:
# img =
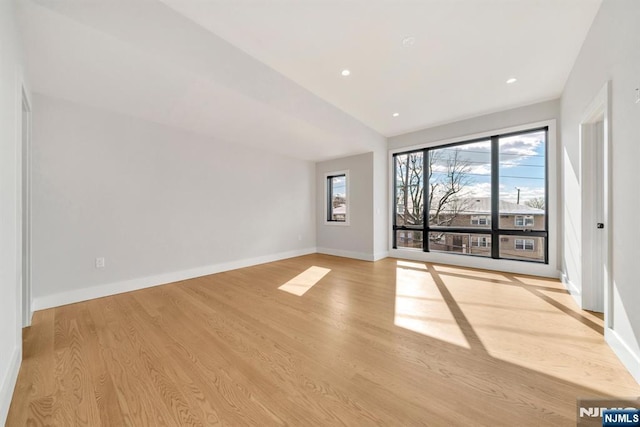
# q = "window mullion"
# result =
<box><xmin>327</xmin><ymin>177</ymin><xmax>332</xmax><ymax>222</ymax></box>
<box><xmin>422</xmin><ymin>148</ymin><xmax>429</xmax><ymax>252</ymax></box>
<box><xmin>491</xmin><ymin>136</ymin><xmax>499</xmax><ymax>259</ymax></box>
<box><xmin>392</xmin><ymin>156</ymin><xmax>398</xmax><ymax>248</ymax></box>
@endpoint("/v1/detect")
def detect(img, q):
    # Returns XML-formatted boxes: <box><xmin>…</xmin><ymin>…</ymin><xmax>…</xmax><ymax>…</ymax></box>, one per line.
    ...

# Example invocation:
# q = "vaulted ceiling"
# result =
<box><xmin>18</xmin><ymin>0</ymin><xmax>600</xmax><ymax>161</ymax></box>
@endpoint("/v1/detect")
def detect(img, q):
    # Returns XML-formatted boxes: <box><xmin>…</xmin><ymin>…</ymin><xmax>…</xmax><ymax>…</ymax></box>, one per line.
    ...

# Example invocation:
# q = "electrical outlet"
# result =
<box><xmin>95</xmin><ymin>257</ymin><xmax>105</xmax><ymax>268</ymax></box>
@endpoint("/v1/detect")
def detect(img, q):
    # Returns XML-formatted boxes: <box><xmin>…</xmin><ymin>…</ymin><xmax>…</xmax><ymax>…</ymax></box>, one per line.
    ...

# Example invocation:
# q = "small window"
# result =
<box><xmin>326</xmin><ymin>172</ymin><xmax>348</xmax><ymax>224</ymax></box>
<box><xmin>515</xmin><ymin>215</ymin><xmax>534</xmax><ymax>227</ymax></box>
<box><xmin>471</xmin><ymin>236</ymin><xmax>491</xmax><ymax>247</ymax></box>
<box><xmin>515</xmin><ymin>239</ymin><xmax>534</xmax><ymax>251</ymax></box>
<box><xmin>470</xmin><ymin>215</ymin><xmax>491</xmax><ymax>226</ymax></box>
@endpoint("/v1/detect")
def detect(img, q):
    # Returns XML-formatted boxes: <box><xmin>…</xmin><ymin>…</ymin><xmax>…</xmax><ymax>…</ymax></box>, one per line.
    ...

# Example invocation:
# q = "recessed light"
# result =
<box><xmin>506</xmin><ymin>77</ymin><xmax>517</xmax><ymax>84</ymax></box>
<box><xmin>402</xmin><ymin>36</ymin><xmax>415</xmax><ymax>46</ymax></box>
<box><xmin>341</xmin><ymin>69</ymin><xmax>351</xmax><ymax>77</ymax></box>
<box><xmin>392</xmin><ymin>112</ymin><xmax>400</xmax><ymax>117</ymax></box>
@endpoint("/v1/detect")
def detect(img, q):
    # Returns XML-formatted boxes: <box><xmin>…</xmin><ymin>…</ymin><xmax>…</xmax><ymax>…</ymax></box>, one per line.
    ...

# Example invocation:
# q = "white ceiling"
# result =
<box><xmin>18</xmin><ymin>0</ymin><xmax>600</xmax><ymax>160</ymax></box>
<box><xmin>160</xmin><ymin>0</ymin><xmax>601</xmax><ymax>136</ymax></box>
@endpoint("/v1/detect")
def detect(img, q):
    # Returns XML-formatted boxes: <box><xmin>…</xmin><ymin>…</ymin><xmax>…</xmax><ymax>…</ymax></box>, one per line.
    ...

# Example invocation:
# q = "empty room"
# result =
<box><xmin>1</xmin><ymin>0</ymin><xmax>639</xmax><ymax>425</ymax></box>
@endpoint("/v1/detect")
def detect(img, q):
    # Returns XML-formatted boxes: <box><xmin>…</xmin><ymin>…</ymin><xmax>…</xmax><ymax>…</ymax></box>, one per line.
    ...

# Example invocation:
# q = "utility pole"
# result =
<box><xmin>515</xmin><ymin>187</ymin><xmax>521</xmax><ymax>204</ymax></box>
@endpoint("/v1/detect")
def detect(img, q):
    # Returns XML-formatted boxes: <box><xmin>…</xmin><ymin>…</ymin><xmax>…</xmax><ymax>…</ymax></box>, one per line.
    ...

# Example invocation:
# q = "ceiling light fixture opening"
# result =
<box><xmin>402</xmin><ymin>36</ymin><xmax>416</xmax><ymax>46</ymax></box>
<box><xmin>341</xmin><ymin>69</ymin><xmax>351</xmax><ymax>77</ymax></box>
<box><xmin>392</xmin><ymin>112</ymin><xmax>400</xmax><ymax>117</ymax></box>
<box><xmin>506</xmin><ymin>77</ymin><xmax>518</xmax><ymax>84</ymax></box>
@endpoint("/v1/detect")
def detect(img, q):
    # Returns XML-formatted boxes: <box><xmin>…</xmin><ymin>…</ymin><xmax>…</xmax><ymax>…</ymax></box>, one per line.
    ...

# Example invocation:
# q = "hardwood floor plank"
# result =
<box><xmin>8</xmin><ymin>309</ymin><xmax>56</xmax><ymax>426</ymax></box>
<box><xmin>7</xmin><ymin>254</ymin><xmax>639</xmax><ymax>426</ymax></box>
<box><xmin>52</xmin><ymin>304</ymin><xmax>102</xmax><ymax>425</ymax></box>
<box><xmin>146</xmin><ymin>284</ymin><xmax>373</xmax><ymax>425</ymax></box>
<box><xmin>87</xmin><ymin>297</ymin><xmax>176</xmax><ymax>426</ymax></box>
<box><xmin>137</xmin><ymin>286</ymin><xmax>300</xmax><ymax>425</ymax></box>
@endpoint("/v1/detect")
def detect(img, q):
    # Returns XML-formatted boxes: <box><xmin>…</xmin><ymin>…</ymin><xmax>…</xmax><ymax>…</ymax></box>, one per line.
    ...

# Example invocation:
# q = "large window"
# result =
<box><xmin>392</xmin><ymin>128</ymin><xmax>548</xmax><ymax>263</ymax></box>
<box><xmin>326</xmin><ymin>172</ymin><xmax>348</xmax><ymax>224</ymax></box>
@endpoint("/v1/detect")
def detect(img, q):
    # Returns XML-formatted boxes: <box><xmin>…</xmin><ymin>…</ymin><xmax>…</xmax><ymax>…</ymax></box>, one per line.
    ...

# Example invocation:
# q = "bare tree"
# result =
<box><xmin>524</xmin><ymin>197</ymin><xmax>545</xmax><ymax>210</ymax></box>
<box><xmin>428</xmin><ymin>149</ymin><xmax>474</xmax><ymax>229</ymax></box>
<box><xmin>395</xmin><ymin>152</ymin><xmax>424</xmax><ymax>226</ymax></box>
<box><xmin>396</xmin><ymin>149</ymin><xmax>474</xmax><ymax>241</ymax></box>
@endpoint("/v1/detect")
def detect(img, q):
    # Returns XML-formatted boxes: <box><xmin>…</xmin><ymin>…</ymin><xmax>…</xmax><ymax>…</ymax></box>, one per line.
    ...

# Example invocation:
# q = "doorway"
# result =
<box><xmin>580</xmin><ymin>82</ymin><xmax>611</xmax><ymax>325</ymax></box>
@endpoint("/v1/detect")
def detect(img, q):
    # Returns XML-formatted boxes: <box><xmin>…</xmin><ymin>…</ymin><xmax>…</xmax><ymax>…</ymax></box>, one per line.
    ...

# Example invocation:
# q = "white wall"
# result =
<box><xmin>0</xmin><ymin>0</ymin><xmax>26</xmax><ymax>423</ymax></box>
<box><xmin>316</xmin><ymin>152</ymin><xmax>376</xmax><ymax>260</ymax></box>
<box><xmin>18</xmin><ymin>0</ymin><xmax>387</xmax><ymax>163</ymax></box>
<box><xmin>373</xmin><ymin>147</ymin><xmax>389</xmax><ymax>260</ymax></box>
<box><xmin>387</xmin><ymin>100</ymin><xmax>561</xmax><ymax>277</ymax></box>
<box><xmin>31</xmin><ymin>94</ymin><xmax>317</xmax><ymax>309</ymax></box>
<box><xmin>561</xmin><ymin>0</ymin><xmax>640</xmax><ymax>382</ymax></box>
<box><xmin>389</xmin><ymin>99</ymin><xmax>560</xmax><ymax>150</ymax></box>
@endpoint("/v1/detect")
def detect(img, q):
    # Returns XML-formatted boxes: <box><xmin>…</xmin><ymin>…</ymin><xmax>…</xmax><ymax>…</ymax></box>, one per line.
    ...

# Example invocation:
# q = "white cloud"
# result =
<box><xmin>500</xmin><ymin>186</ymin><xmax>545</xmax><ymax>204</ymax></box>
<box><xmin>447</xmin><ymin>183</ymin><xmax>544</xmax><ymax>204</ymax></box>
<box><xmin>468</xmin><ymin>164</ymin><xmax>491</xmax><ymax>175</ymax></box>
<box><xmin>456</xmin><ymin>140</ymin><xmax>491</xmax><ymax>151</ymax></box>
<box><xmin>499</xmin><ymin>132</ymin><xmax>544</xmax><ymax>157</ymax></box>
<box><xmin>462</xmin><ymin>182</ymin><xmax>492</xmax><ymax>198</ymax></box>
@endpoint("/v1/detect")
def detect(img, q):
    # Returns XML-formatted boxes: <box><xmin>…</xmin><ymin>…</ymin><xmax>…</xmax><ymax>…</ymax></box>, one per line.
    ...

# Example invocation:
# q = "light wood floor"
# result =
<box><xmin>8</xmin><ymin>254</ymin><xmax>639</xmax><ymax>426</ymax></box>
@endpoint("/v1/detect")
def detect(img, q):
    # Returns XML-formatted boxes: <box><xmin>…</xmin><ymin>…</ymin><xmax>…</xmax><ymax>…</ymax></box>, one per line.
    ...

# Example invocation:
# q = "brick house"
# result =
<box><xmin>398</xmin><ymin>197</ymin><xmax>545</xmax><ymax>261</ymax></box>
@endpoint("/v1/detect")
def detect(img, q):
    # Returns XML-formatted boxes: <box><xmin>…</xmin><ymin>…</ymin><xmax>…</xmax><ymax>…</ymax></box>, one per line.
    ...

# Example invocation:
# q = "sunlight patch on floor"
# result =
<box><xmin>396</xmin><ymin>260</ymin><xmax>428</xmax><ymax>270</ymax></box>
<box><xmin>431</xmin><ymin>264</ymin><xmax>509</xmax><ymax>282</ymax></box>
<box><xmin>391</xmin><ymin>259</ymin><xmax>634</xmax><ymax>394</ymax></box>
<box><xmin>432</xmin><ymin>267</ymin><xmax>623</xmax><ymax>393</ymax></box>
<box><xmin>278</xmin><ymin>266</ymin><xmax>331</xmax><ymax>296</ymax></box>
<box><xmin>394</xmin><ymin>263</ymin><xmax>469</xmax><ymax>349</ymax></box>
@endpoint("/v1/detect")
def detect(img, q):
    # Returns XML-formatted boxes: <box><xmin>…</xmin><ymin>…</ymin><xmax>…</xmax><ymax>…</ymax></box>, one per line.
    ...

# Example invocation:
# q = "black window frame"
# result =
<box><xmin>392</xmin><ymin>127</ymin><xmax>549</xmax><ymax>264</ymax></box>
<box><xmin>326</xmin><ymin>173</ymin><xmax>347</xmax><ymax>223</ymax></box>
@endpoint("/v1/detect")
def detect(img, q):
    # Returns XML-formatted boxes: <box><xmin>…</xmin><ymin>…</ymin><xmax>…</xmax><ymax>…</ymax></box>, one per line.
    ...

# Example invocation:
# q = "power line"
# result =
<box><xmin>433</xmin><ymin>148</ymin><xmax>545</xmax><ymax>158</ymax></box>
<box><xmin>430</xmin><ymin>172</ymin><xmax>545</xmax><ymax>180</ymax></box>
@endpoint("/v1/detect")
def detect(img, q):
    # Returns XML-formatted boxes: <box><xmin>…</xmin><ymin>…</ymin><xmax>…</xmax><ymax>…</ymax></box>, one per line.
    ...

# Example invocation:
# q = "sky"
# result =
<box><xmin>430</xmin><ymin>129</ymin><xmax>546</xmax><ymax>205</ymax></box>
<box><xmin>345</xmin><ymin>129</ymin><xmax>546</xmax><ymax>208</ymax></box>
<box><xmin>331</xmin><ymin>176</ymin><xmax>346</xmax><ymax>198</ymax></box>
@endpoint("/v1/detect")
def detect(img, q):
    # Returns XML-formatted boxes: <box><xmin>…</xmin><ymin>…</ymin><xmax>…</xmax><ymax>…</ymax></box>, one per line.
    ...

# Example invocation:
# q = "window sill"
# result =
<box><xmin>324</xmin><ymin>221</ymin><xmax>351</xmax><ymax>227</ymax></box>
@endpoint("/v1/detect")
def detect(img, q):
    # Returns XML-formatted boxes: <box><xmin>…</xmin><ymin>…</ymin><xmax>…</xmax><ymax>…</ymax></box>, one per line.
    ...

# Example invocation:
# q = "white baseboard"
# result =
<box><xmin>316</xmin><ymin>247</ymin><xmax>376</xmax><ymax>262</ymax></box>
<box><xmin>0</xmin><ymin>346</ymin><xmax>22</xmax><ymax>426</ymax></box>
<box><xmin>33</xmin><ymin>247</ymin><xmax>317</xmax><ymax>311</ymax></box>
<box><xmin>389</xmin><ymin>248</ymin><xmax>561</xmax><ymax>279</ymax></box>
<box><xmin>373</xmin><ymin>251</ymin><xmax>389</xmax><ymax>261</ymax></box>
<box><xmin>561</xmin><ymin>273</ymin><xmax>582</xmax><ymax>308</ymax></box>
<box><xmin>606</xmin><ymin>328</ymin><xmax>640</xmax><ymax>385</ymax></box>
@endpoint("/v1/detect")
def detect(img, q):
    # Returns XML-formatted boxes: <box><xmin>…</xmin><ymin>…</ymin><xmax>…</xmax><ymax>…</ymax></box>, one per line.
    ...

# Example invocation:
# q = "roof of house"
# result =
<box><xmin>333</xmin><ymin>204</ymin><xmax>346</xmax><ymax>215</ymax></box>
<box><xmin>447</xmin><ymin>197</ymin><xmax>544</xmax><ymax>215</ymax></box>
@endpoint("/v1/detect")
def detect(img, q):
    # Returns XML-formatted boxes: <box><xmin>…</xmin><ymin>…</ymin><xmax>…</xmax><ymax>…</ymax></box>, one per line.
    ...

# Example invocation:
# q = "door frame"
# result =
<box><xmin>579</xmin><ymin>81</ymin><xmax>611</xmax><ymax>325</ymax></box>
<box><xmin>20</xmin><ymin>85</ymin><xmax>32</xmax><ymax>328</ymax></box>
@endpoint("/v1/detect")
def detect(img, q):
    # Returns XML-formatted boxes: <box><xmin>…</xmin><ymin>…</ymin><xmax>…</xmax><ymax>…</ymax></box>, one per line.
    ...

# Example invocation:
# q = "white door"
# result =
<box><xmin>580</xmin><ymin>82</ymin><xmax>610</xmax><ymax>317</ymax></box>
<box><xmin>591</xmin><ymin>120</ymin><xmax>605</xmax><ymax>313</ymax></box>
